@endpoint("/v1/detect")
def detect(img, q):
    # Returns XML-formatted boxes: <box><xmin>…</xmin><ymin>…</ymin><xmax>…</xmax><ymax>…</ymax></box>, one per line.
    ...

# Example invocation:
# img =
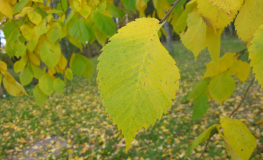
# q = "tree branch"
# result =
<box><xmin>229</xmin><ymin>77</ymin><xmax>255</xmax><ymax>118</ymax></box>
<box><xmin>198</xmin><ymin>131</ymin><xmax>217</xmax><ymax>160</ymax></box>
<box><xmin>159</xmin><ymin>0</ymin><xmax>181</xmax><ymax>24</ymax></box>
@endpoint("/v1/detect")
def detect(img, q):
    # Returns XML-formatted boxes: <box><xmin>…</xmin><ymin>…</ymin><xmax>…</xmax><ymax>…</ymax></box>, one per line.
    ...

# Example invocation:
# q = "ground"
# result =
<box><xmin>0</xmin><ymin>37</ymin><xmax>262</xmax><ymax>160</ymax></box>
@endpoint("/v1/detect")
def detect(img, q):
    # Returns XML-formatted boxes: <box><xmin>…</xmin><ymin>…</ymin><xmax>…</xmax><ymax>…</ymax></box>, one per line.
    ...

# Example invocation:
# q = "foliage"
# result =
<box><xmin>0</xmin><ymin>0</ymin><xmax>262</xmax><ymax>159</ymax></box>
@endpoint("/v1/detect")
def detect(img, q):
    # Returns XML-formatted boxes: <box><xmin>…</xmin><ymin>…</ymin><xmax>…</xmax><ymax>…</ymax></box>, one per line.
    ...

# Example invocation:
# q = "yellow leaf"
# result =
<box><xmin>224</xmin><ymin>141</ymin><xmax>242</xmax><ymax>160</ymax></box>
<box><xmin>1</xmin><ymin>70</ymin><xmax>16</xmax><ymax>83</ymax></box>
<box><xmin>180</xmin><ymin>9</ymin><xmax>207</xmax><ymax>60</ymax></box>
<box><xmin>230</xmin><ymin>60</ymin><xmax>250</xmax><ymax>83</ymax></box>
<box><xmin>65</xmin><ymin>68</ymin><xmax>73</xmax><ymax>81</ymax></box>
<box><xmin>220</xmin><ymin>117</ymin><xmax>257</xmax><ymax>160</ymax></box>
<box><xmin>3</xmin><ymin>76</ymin><xmax>27</xmax><ymax>96</ymax></box>
<box><xmin>14</xmin><ymin>55</ymin><xmax>28</xmax><ymax>73</ymax></box>
<box><xmin>197</xmin><ymin>0</ymin><xmax>235</xmax><ymax>29</ymax></box>
<box><xmin>95</xmin><ymin>26</ymin><xmax>108</xmax><ymax>46</ymax></box>
<box><xmin>0</xmin><ymin>0</ymin><xmax>13</xmax><ymax>19</ymax></box>
<box><xmin>235</xmin><ymin>0</ymin><xmax>263</xmax><ymax>44</ymax></box>
<box><xmin>28</xmin><ymin>52</ymin><xmax>40</xmax><ymax>66</ymax></box>
<box><xmin>97</xmin><ymin>18</ymin><xmax>180</xmax><ymax>151</ymax></box>
<box><xmin>136</xmin><ymin>0</ymin><xmax>147</xmax><ymax>17</ymax></box>
<box><xmin>27</xmin><ymin>10</ymin><xmax>42</xmax><ymax>25</ymax></box>
<box><xmin>152</xmin><ymin>0</ymin><xmax>170</xmax><ymax>19</ymax></box>
<box><xmin>0</xmin><ymin>61</ymin><xmax>7</xmax><ymax>71</ymax></box>
<box><xmin>209</xmin><ymin>0</ymin><xmax>244</xmax><ymax>17</ymax></box>
<box><xmin>204</xmin><ymin>52</ymin><xmax>237</xmax><ymax>78</ymax></box>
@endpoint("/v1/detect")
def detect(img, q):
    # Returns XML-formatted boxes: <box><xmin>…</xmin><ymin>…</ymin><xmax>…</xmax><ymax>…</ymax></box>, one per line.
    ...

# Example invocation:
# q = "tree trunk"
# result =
<box><xmin>163</xmin><ymin>22</ymin><xmax>174</xmax><ymax>53</ymax></box>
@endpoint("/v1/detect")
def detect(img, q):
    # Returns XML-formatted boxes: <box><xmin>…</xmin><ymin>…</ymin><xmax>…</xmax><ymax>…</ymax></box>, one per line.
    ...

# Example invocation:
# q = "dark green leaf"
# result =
<box><xmin>193</xmin><ymin>92</ymin><xmax>209</xmax><ymax>120</ymax></box>
<box><xmin>121</xmin><ymin>0</ymin><xmax>136</xmax><ymax>11</ymax></box>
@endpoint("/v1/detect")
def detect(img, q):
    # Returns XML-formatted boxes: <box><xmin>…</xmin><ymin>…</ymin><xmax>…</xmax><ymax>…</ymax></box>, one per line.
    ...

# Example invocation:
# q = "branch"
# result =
<box><xmin>229</xmin><ymin>77</ymin><xmax>255</xmax><ymax>118</ymax></box>
<box><xmin>198</xmin><ymin>131</ymin><xmax>217</xmax><ymax>160</ymax></box>
<box><xmin>159</xmin><ymin>0</ymin><xmax>181</xmax><ymax>24</ymax></box>
<box><xmin>237</xmin><ymin>48</ymin><xmax>247</xmax><ymax>59</ymax></box>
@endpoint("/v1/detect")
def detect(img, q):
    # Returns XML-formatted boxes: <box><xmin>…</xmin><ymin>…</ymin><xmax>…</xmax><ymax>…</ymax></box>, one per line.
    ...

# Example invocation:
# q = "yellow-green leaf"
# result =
<box><xmin>33</xmin><ymin>84</ymin><xmax>48</xmax><ymax>107</ymax></box>
<box><xmin>206</xmin><ymin>26</ymin><xmax>223</xmax><ymax>63</ymax></box>
<box><xmin>27</xmin><ymin>11</ymin><xmax>42</xmax><ymax>25</ymax></box>
<box><xmin>235</xmin><ymin>0</ymin><xmax>263</xmax><ymax>44</ymax></box>
<box><xmin>34</xmin><ymin>15</ymin><xmax>52</xmax><ymax>36</ymax></box>
<box><xmin>224</xmin><ymin>140</ymin><xmax>242</xmax><ymax>160</ymax></box>
<box><xmin>70</xmin><ymin>53</ymin><xmax>86</xmax><ymax>76</ymax></box>
<box><xmin>180</xmin><ymin>9</ymin><xmax>207</xmax><ymax>60</ymax></box>
<box><xmin>82</xmin><ymin>57</ymin><xmax>94</xmax><ymax>80</ymax></box>
<box><xmin>193</xmin><ymin>92</ymin><xmax>209</xmax><ymax>120</ymax></box>
<box><xmin>209</xmin><ymin>72</ymin><xmax>235</xmax><ymax>102</ymax></box>
<box><xmin>188</xmin><ymin>78</ymin><xmax>210</xmax><ymax>100</ymax></box>
<box><xmin>185</xmin><ymin>124</ymin><xmax>218</xmax><ymax>158</ymax></box>
<box><xmin>14</xmin><ymin>55</ymin><xmax>28</xmax><ymax>73</ymax></box>
<box><xmin>29</xmin><ymin>62</ymin><xmax>43</xmax><ymax>79</ymax></box>
<box><xmin>19</xmin><ymin>66</ymin><xmax>33</xmax><ymax>86</ymax></box>
<box><xmin>28</xmin><ymin>52</ymin><xmax>40</xmax><ymax>66</ymax></box>
<box><xmin>97</xmin><ymin>18</ymin><xmax>180</xmax><ymax>151</ymax></box>
<box><xmin>65</xmin><ymin>68</ymin><xmax>73</xmax><ymax>81</ymax></box>
<box><xmin>53</xmin><ymin>78</ymin><xmax>66</xmax><ymax>94</ymax></box>
<box><xmin>13</xmin><ymin>0</ymin><xmax>30</xmax><ymax>14</ymax></box>
<box><xmin>39</xmin><ymin>74</ymin><xmax>54</xmax><ymax>96</ymax></box>
<box><xmin>46</xmin><ymin>22</ymin><xmax>61</xmax><ymax>43</ymax></box>
<box><xmin>40</xmin><ymin>40</ymin><xmax>61</xmax><ymax>68</ymax></box>
<box><xmin>230</xmin><ymin>60</ymin><xmax>250</xmax><ymax>83</ymax></box>
<box><xmin>220</xmin><ymin>117</ymin><xmax>257</xmax><ymax>160</ymax></box>
<box><xmin>0</xmin><ymin>61</ymin><xmax>8</xmax><ymax>71</ymax></box>
<box><xmin>3</xmin><ymin>77</ymin><xmax>27</xmax><ymax>96</ymax></box>
<box><xmin>248</xmin><ymin>24</ymin><xmax>263</xmax><ymax>87</ymax></box>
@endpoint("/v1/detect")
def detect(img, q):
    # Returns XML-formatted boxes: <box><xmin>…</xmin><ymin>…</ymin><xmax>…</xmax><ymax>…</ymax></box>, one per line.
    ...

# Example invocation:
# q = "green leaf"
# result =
<box><xmin>70</xmin><ymin>53</ymin><xmax>86</xmax><ymax>76</ymax></box>
<box><xmin>192</xmin><ymin>92</ymin><xmax>209</xmax><ymax>120</ymax></box>
<box><xmin>40</xmin><ymin>40</ymin><xmax>61</xmax><ymax>68</ymax></box>
<box><xmin>46</xmin><ymin>22</ymin><xmax>61</xmax><ymax>43</ymax></box>
<box><xmin>79</xmin><ymin>18</ymin><xmax>92</xmax><ymax>44</ymax></box>
<box><xmin>33</xmin><ymin>84</ymin><xmax>48</xmax><ymax>107</ymax></box>
<box><xmin>34</xmin><ymin>15</ymin><xmax>52</xmax><ymax>36</ymax></box>
<box><xmin>29</xmin><ymin>62</ymin><xmax>43</xmax><ymax>79</ymax></box>
<box><xmin>188</xmin><ymin>78</ymin><xmax>210</xmax><ymax>100</ymax></box>
<box><xmin>249</xmin><ymin>24</ymin><xmax>263</xmax><ymax>87</ymax></box>
<box><xmin>82</xmin><ymin>57</ymin><xmax>94</xmax><ymax>80</ymax></box>
<box><xmin>121</xmin><ymin>0</ymin><xmax>136</xmax><ymax>11</ymax></box>
<box><xmin>53</xmin><ymin>78</ymin><xmax>66</xmax><ymax>94</ymax></box>
<box><xmin>46</xmin><ymin>9</ymin><xmax>64</xmax><ymax>14</ymax></box>
<box><xmin>107</xmin><ymin>2</ymin><xmax>125</xmax><ymax>18</ymax></box>
<box><xmin>61</xmin><ymin>0</ymin><xmax>68</xmax><ymax>12</ymax></box>
<box><xmin>185</xmin><ymin>124</ymin><xmax>218</xmax><ymax>158</ymax></box>
<box><xmin>208</xmin><ymin>72</ymin><xmax>235</xmax><ymax>103</ymax></box>
<box><xmin>97</xmin><ymin>18</ymin><xmax>180</xmax><ymax>151</ymax></box>
<box><xmin>3</xmin><ymin>20</ymin><xmax>20</xmax><ymax>39</ymax></box>
<box><xmin>230</xmin><ymin>60</ymin><xmax>250</xmax><ymax>83</ymax></box>
<box><xmin>167</xmin><ymin>0</ymin><xmax>186</xmax><ymax>10</ymax></box>
<box><xmin>13</xmin><ymin>0</ymin><xmax>30</xmax><ymax>14</ymax></box>
<box><xmin>220</xmin><ymin>117</ymin><xmax>257</xmax><ymax>160</ymax></box>
<box><xmin>93</xmin><ymin>9</ymin><xmax>116</xmax><ymax>36</ymax></box>
<box><xmin>65</xmin><ymin>68</ymin><xmax>73</xmax><ymax>81</ymax></box>
<box><xmin>20</xmin><ymin>66</ymin><xmax>33</xmax><ymax>86</ymax></box>
<box><xmin>39</xmin><ymin>74</ymin><xmax>54</xmax><ymax>96</ymax></box>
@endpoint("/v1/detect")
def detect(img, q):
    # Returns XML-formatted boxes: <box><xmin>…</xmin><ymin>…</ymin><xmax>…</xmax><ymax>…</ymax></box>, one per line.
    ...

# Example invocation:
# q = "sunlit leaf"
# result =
<box><xmin>3</xmin><ymin>76</ymin><xmax>27</xmax><ymax>96</ymax></box>
<box><xmin>39</xmin><ymin>74</ymin><xmax>54</xmax><ymax>96</ymax></box>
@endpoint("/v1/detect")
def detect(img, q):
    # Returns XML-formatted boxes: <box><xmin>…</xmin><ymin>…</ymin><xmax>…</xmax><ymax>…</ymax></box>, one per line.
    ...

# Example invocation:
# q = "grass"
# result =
<box><xmin>0</xmin><ymin>37</ymin><xmax>262</xmax><ymax>160</ymax></box>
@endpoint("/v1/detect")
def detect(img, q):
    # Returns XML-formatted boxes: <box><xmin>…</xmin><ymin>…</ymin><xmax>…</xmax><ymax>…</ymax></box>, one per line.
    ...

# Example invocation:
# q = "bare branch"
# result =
<box><xmin>159</xmin><ymin>0</ymin><xmax>181</xmax><ymax>24</ymax></box>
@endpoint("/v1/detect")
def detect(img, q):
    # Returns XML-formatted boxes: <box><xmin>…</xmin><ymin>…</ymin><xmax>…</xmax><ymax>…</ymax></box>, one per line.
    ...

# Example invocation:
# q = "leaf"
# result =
<box><xmin>28</xmin><ymin>52</ymin><xmax>40</xmax><ymax>66</ymax></box>
<box><xmin>230</xmin><ymin>60</ymin><xmax>250</xmax><ymax>83</ymax></box>
<box><xmin>34</xmin><ymin>15</ymin><xmax>53</xmax><ymax>36</ymax></box>
<box><xmin>40</xmin><ymin>40</ymin><xmax>61</xmax><ymax>68</ymax></box>
<box><xmin>3</xmin><ymin>21</ymin><xmax>20</xmax><ymax>39</ymax></box>
<box><xmin>39</xmin><ymin>74</ymin><xmax>54</xmax><ymax>96</ymax></box>
<box><xmin>180</xmin><ymin>9</ymin><xmax>207</xmax><ymax>60</ymax></box>
<box><xmin>185</xmin><ymin>124</ymin><xmax>218</xmax><ymax>158</ymax></box>
<box><xmin>206</xmin><ymin>26</ymin><xmax>223</xmax><ymax>63</ymax></box>
<box><xmin>93</xmin><ymin>9</ymin><xmax>116</xmax><ymax>36</ymax></box>
<box><xmin>82</xmin><ymin>57</ymin><xmax>94</xmax><ymax>80</ymax></box>
<box><xmin>0</xmin><ymin>0</ymin><xmax>13</xmax><ymax>19</ymax></box>
<box><xmin>0</xmin><ymin>61</ymin><xmax>8</xmax><ymax>71</ymax></box>
<box><xmin>13</xmin><ymin>0</ymin><xmax>30</xmax><ymax>14</ymax></box>
<box><xmin>136</xmin><ymin>0</ymin><xmax>147</xmax><ymax>17</ymax></box>
<box><xmin>220</xmin><ymin>117</ymin><xmax>257</xmax><ymax>160</ymax></box>
<box><xmin>65</xmin><ymin>68</ymin><xmax>73</xmax><ymax>81</ymax></box>
<box><xmin>107</xmin><ymin>2</ymin><xmax>125</xmax><ymax>18</ymax></box>
<box><xmin>28</xmin><ymin>11</ymin><xmax>42</xmax><ymax>25</ymax></box>
<box><xmin>46</xmin><ymin>22</ymin><xmax>61</xmax><ymax>43</ymax></box>
<box><xmin>95</xmin><ymin>26</ymin><xmax>108</xmax><ymax>46</ymax></box>
<box><xmin>197</xmin><ymin>0</ymin><xmax>235</xmax><ymax>29</ymax></box>
<box><xmin>97</xmin><ymin>18</ymin><xmax>180</xmax><ymax>151</ymax></box>
<box><xmin>193</xmin><ymin>92</ymin><xmax>209</xmax><ymax>120</ymax></box>
<box><xmin>235</xmin><ymin>0</ymin><xmax>263</xmax><ymax>43</ymax></box>
<box><xmin>152</xmin><ymin>0</ymin><xmax>170</xmax><ymax>19</ymax></box>
<box><xmin>61</xmin><ymin>0</ymin><xmax>68</xmax><ymax>12</ymax></box>
<box><xmin>29</xmin><ymin>62</ymin><xmax>43</xmax><ymax>79</ymax></box>
<box><xmin>14</xmin><ymin>55</ymin><xmax>28</xmax><ymax>73</ymax></box>
<box><xmin>121</xmin><ymin>0</ymin><xmax>136</xmax><ymax>11</ymax></box>
<box><xmin>188</xmin><ymin>78</ymin><xmax>210</xmax><ymax>100</ymax></box>
<box><xmin>3</xmin><ymin>77</ymin><xmax>27</xmax><ymax>96</ymax></box>
<box><xmin>70</xmin><ymin>53</ymin><xmax>86</xmax><ymax>76</ymax></box>
<box><xmin>53</xmin><ymin>78</ymin><xmax>66</xmax><ymax>94</ymax></box>
<box><xmin>19</xmin><ymin>66</ymin><xmax>33</xmax><ymax>86</ymax></box>
<box><xmin>79</xmin><ymin>18</ymin><xmax>92</xmax><ymax>44</ymax></box>
<box><xmin>204</xmin><ymin>52</ymin><xmax>237</xmax><ymax>78</ymax></box>
<box><xmin>208</xmin><ymin>72</ymin><xmax>235</xmax><ymax>102</ymax></box>
<box><xmin>209</xmin><ymin>0</ymin><xmax>244</xmax><ymax>17</ymax></box>
<box><xmin>248</xmin><ymin>24</ymin><xmax>263</xmax><ymax>87</ymax></box>
<box><xmin>33</xmin><ymin>84</ymin><xmax>48</xmax><ymax>107</ymax></box>
<box><xmin>224</xmin><ymin>141</ymin><xmax>242</xmax><ymax>160</ymax></box>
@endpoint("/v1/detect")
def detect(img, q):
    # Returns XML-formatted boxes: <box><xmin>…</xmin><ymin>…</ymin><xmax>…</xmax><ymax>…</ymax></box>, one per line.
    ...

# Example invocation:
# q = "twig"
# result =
<box><xmin>198</xmin><ymin>131</ymin><xmax>217</xmax><ymax>160</ymax></box>
<box><xmin>159</xmin><ymin>0</ymin><xmax>181</xmax><ymax>24</ymax></box>
<box><xmin>237</xmin><ymin>48</ymin><xmax>247</xmax><ymax>59</ymax></box>
<box><xmin>229</xmin><ymin>77</ymin><xmax>255</xmax><ymax>118</ymax></box>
